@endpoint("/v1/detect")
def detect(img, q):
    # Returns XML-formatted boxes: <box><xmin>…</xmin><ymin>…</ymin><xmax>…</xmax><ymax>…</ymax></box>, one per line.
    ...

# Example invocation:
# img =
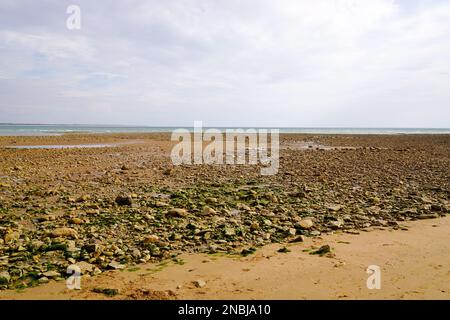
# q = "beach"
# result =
<box><xmin>0</xmin><ymin>133</ymin><xmax>449</xmax><ymax>299</ymax></box>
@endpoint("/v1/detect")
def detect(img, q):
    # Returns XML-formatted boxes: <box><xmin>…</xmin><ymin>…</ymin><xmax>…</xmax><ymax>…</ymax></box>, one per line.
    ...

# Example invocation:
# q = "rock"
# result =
<box><xmin>70</xmin><ymin>217</ymin><xmax>84</xmax><ymax>225</ymax></box>
<box><xmin>250</xmin><ymin>222</ymin><xmax>260</xmax><ymax>231</ymax></box>
<box><xmin>399</xmin><ymin>208</ymin><xmax>417</xmax><ymax>215</ymax></box>
<box><xmin>167</xmin><ymin>208</ymin><xmax>188</xmax><ymax>218</ymax></box>
<box><xmin>311</xmin><ymin>245</ymin><xmax>331</xmax><ymax>256</ymax></box>
<box><xmin>237</xmin><ymin>203</ymin><xmax>251</xmax><ymax>211</ymax></box>
<box><xmin>155</xmin><ymin>201</ymin><xmax>169</xmax><ymax>207</ymax></box>
<box><xmin>326</xmin><ymin>204</ymin><xmax>343</xmax><ymax>212</ymax></box>
<box><xmin>328</xmin><ymin>218</ymin><xmax>345</xmax><ymax>229</ymax></box>
<box><xmin>93</xmin><ymin>287</ymin><xmax>119</xmax><ymax>296</ymax></box>
<box><xmin>224</xmin><ymin>227</ymin><xmax>236</xmax><ymax>236</ymax></box>
<box><xmin>202</xmin><ymin>206</ymin><xmax>216</xmax><ymax>216</ymax></box>
<box><xmin>0</xmin><ymin>271</ymin><xmax>11</xmax><ymax>284</ymax></box>
<box><xmin>277</xmin><ymin>247</ymin><xmax>291</xmax><ymax>253</ymax></box>
<box><xmin>367</xmin><ymin>206</ymin><xmax>381</xmax><ymax>215</ymax></box>
<box><xmin>431</xmin><ymin>204</ymin><xmax>442</xmax><ymax>212</ymax></box>
<box><xmin>108</xmin><ymin>261</ymin><xmax>125</xmax><ymax>270</ymax></box>
<box><xmin>115</xmin><ymin>195</ymin><xmax>133</xmax><ymax>206</ymax></box>
<box><xmin>43</xmin><ymin>271</ymin><xmax>61</xmax><ymax>278</ymax></box>
<box><xmin>75</xmin><ymin>261</ymin><xmax>95</xmax><ymax>274</ymax></box>
<box><xmin>205</xmin><ymin>197</ymin><xmax>218</xmax><ymax>204</ymax></box>
<box><xmin>192</xmin><ymin>279</ymin><xmax>206</xmax><ymax>288</ymax></box>
<box><xmin>163</xmin><ymin>168</ymin><xmax>173</xmax><ymax>175</ymax></box>
<box><xmin>38</xmin><ymin>277</ymin><xmax>49</xmax><ymax>284</ymax></box>
<box><xmin>131</xmin><ymin>249</ymin><xmax>142</xmax><ymax>259</ymax></box>
<box><xmin>4</xmin><ymin>230</ymin><xmax>21</xmax><ymax>243</ymax></box>
<box><xmin>85</xmin><ymin>209</ymin><xmax>100</xmax><ymax>215</ymax></box>
<box><xmin>298</xmin><ymin>219</ymin><xmax>314</xmax><ymax>229</ymax></box>
<box><xmin>289</xmin><ymin>235</ymin><xmax>305</xmax><ymax>243</ymax></box>
<box><xmin>51</xmin><ymin>228</ymin><xmax>78</xmax><ymax>239</ymax></box>
<box><xmin>288</xmin><ymin>228</ymin><xmax>297</xmax><ymax>236</ymax></box>
<box><xmin>76</xmin><ymin>195</ymin><xmax>91</xmax><ymax>203</ymax></box>
<box><xmin>417</xmin><ymin>213</ymin><xmax>439</xmax><ymax>219</ymax></box>
<box><xmin>142</xmin><ymin>235</ymin><xmax>159</xmax><ymax>244</ymax></box>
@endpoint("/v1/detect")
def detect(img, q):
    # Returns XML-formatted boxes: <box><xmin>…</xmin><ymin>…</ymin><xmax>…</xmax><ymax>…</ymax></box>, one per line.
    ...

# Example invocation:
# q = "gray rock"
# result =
<box><xmin>0</xmin><ymin>271</ymin><xmax>11</xmax><ymax>284</ymax></box>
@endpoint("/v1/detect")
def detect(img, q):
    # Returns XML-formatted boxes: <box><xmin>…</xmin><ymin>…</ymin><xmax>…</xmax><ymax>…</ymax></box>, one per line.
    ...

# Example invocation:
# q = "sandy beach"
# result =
<box><xmin>0</xmin><ymin>133</ymin><xmax>449</xmax><ymax>299</ymax></box>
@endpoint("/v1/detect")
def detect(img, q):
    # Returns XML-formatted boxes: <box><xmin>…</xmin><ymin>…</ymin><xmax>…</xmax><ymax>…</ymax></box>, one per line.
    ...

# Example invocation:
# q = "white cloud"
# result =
<box><xmin>0</xmin><ymin>0</ymin><xmax>449</xmax><ymax>127</ymax></box>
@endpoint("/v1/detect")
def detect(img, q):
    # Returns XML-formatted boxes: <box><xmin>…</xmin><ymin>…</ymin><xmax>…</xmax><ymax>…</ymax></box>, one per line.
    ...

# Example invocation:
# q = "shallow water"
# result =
<box><xmin>4</xmin><ymin>143</ymin><xmax>121</xmax><ymax>149</ymax></box>
<box><xmin>1</xmin><ymin>124</ymin><xmax>449</xmax><ymax>136</ymax></box>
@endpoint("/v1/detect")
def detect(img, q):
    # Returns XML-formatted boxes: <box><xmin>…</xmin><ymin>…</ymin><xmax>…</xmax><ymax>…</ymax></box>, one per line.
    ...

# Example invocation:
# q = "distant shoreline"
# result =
<box><xmin>0</xmin><ymin>124</ymin><xmax>449</xmax><ymax>136</ymax></box>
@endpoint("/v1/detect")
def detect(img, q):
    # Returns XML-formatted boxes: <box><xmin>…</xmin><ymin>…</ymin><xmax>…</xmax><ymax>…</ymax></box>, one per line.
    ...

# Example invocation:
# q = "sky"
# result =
<box><xmin>0</xmin><ymin>0</ymin><xmax>450</xmax><ymax>127</ymax></box>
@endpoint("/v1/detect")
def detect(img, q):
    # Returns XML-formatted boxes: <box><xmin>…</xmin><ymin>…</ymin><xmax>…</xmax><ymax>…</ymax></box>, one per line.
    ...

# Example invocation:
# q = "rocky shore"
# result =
<box><xmin>0</xmin><ymin>133</ymin><xmax>449</xmax><ymax>290</ymax></box>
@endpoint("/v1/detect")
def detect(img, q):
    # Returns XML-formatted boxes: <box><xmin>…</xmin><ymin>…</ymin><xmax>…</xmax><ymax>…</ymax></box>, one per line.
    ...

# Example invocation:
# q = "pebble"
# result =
<box><xmin>193</xmin><ymin>279</ymin><xmax>206</xmax><ymax>288</ymax></box>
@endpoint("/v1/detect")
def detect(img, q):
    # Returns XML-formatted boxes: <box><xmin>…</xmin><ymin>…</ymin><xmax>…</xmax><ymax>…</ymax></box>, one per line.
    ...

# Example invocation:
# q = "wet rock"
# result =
<box><xmin>93</xmin><ymin>287</ymin><xmax>119</xmax><ymax>296</ymax></box>
<box><xmin>311</xmin><ymin>245</ymin><xmax>331</xmax><ymax>256</ymax></box>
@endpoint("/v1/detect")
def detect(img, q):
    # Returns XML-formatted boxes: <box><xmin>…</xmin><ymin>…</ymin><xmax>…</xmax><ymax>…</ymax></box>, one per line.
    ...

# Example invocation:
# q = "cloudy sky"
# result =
<box><xmin>1</xmin><ymin>0</ymin><xmax>449</xmax><ymax>127</ymax></box>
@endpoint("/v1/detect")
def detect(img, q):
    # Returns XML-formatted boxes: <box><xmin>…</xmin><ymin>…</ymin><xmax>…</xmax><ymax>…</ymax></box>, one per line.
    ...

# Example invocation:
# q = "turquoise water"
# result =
<box><xmin>0</xmin><ymin>124</ymin><xmax>449</xmax><ymax>136</ymax></box>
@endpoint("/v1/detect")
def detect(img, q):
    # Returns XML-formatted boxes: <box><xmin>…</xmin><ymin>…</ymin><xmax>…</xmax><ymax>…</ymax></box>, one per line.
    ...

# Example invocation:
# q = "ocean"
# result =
<box><xmin>0</xmin><ymin>124</ymin><xmax>449</xmax><ymax>136</ymax></box>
